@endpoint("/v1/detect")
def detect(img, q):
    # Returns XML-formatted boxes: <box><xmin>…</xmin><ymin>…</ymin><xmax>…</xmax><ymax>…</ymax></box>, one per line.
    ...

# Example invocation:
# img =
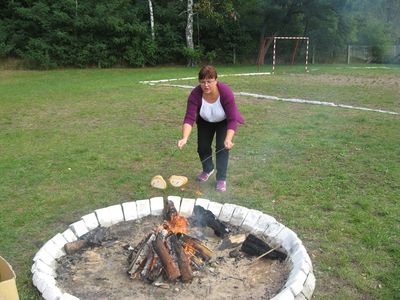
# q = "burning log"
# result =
<box><xmin>241</xmin><ymin>234</ymin><xmax>287</xmax><ymax>261</ymax></box>
<box><xmin>179</xmin><ymin>233</ymin><xmax>213</xmax><ymax>264</ymax></box>
<box><xmin>168</xmin><ymin>234</ymin><xmax>192</xmax><ymax>282</ymax></box>
<box><xmin>163</xmin><ymin>200</ymin><xmax>189</xmax><ymax>234</ymax></box>
<box><xmin>163</xmin><ymin>200</ymin><xmax>178</xmax><ymax>222</ymax></box>
<box><xmin>128</xmin><ymin>200</ymin><xmax>214</xmax><ymax>284</ymax></box>
<box><xmin>191</xmin><ymin>205</ymin><xmax>230</xmax><ymax>237</ymax></box>
<box><xmin>152</xmin><ymin>233</ymin><xmax>181</xmax><ymax>281</ymax></box>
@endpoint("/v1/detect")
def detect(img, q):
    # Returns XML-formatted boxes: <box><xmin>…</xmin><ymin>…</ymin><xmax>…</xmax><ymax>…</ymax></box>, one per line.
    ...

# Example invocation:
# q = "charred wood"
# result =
<box><xmin>146</xmin><ymin>255</ymin><xmax>163</xmax><ymax>282</ymax></box>
<box><xmin>140</xmin><ymin>247</ymin><xmax>155</xmax><ymax>281</ymax></box>
<box><xmin>163</xmin><ymin>200</ymin><xmax>178</xmax><ymax>221</ymax></box>
<box><xmin>81</xmin><ymin>227</ymin><xmax>113</xmax><ymax>246</ymax></box>
<box><xmin>191</xmin><ymin>205</ymin><xmax>230</xmax><ymax>237</ymax></box>
<box><xmin>190</xmin><ymin>254</ymin><xmax>204</xmax><ymax>270</ymax></box>
<box><xmin>128</xmin><ymin>233</ymin><xmax>156</xmax><ymax>278</ymax></box>
<box><xmin>241</xmin><ymin>234</ymin><xmax>287</xmax><ymax>261</ymax></box>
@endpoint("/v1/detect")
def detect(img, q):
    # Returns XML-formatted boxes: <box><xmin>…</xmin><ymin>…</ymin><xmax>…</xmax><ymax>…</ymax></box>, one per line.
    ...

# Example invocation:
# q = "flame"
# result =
<box><xmin>165</xmin><ymin>213</ymin><xmax>189</xmax><ymax>234</ymax></box>
<box><xmin>183</xmin><ymin>242</ymin><xmax>196</xmax><ymax>257</ymax></box>
<box><xmin>183</xmin><ymin>241</ymin><xmax>205</xmax><ymax>267</ymax></box>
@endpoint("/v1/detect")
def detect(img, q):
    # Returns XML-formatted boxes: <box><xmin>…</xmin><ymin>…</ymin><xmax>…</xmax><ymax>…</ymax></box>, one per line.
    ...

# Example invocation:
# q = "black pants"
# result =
<box><xmin>197</xmin><ymin>116</ymin><xmax>229</xmax><ymax>181</ymax></box>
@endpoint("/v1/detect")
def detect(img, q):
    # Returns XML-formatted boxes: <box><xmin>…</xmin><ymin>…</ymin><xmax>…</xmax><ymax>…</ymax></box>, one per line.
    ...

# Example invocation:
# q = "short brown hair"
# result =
<box><xmin>198</xmin><ymin>65</ymin><xmax>217</xmax><ymax>80</ymax></box>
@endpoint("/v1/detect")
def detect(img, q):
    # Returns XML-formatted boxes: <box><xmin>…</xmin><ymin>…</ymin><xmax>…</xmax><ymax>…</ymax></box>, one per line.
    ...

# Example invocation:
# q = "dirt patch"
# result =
<box><xmin>57</xmin><ymin>216</ymin><xmax>290</xmax><ymax>300</ymax></box>
<box><xmin>297</xmin><ymin>73</ymin><xmax>400</xmax><ymax>88</ymax></box>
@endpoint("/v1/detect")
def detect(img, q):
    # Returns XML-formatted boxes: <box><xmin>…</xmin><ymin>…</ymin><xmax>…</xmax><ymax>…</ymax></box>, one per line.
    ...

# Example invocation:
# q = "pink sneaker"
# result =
<box><xmin>216</xmin><ymin>180</ymin><xmax>226</xmax><ymax>192</ymax></box>
<box><xmin>197</xmin><ymin>169</ymin><xmax>214</xmax><ymax>182</ymax></box>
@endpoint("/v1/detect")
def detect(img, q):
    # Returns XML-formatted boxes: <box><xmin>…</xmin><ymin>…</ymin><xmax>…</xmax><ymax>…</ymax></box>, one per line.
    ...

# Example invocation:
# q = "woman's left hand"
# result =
<box><xmin>224</xmin><ymin>129</ymin><xmax>235</xmax><ymax>149</ymax></box>
<box><xmin>224</xmin><ymin>139</ymin><xmax>234</xmax><ymax>149</ymax></box>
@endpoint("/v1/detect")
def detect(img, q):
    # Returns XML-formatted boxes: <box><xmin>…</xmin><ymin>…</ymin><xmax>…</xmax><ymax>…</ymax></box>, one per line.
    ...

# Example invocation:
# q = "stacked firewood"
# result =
<box><xmin>127</xmin><ymin>201</ymin><xmax>213</xmax><ymax>283</ymax></box>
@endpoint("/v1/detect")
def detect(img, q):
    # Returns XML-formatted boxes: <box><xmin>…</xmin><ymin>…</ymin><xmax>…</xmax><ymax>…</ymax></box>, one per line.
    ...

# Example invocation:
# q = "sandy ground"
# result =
<box><xmin>57</xmin><ymin>216</ymin><xmax>290</xmax><ymax>300</ymax></box>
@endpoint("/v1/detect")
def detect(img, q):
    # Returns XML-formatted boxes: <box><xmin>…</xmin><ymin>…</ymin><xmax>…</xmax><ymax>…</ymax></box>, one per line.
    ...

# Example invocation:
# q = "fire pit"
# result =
<box><xmin>32</xmin><ymin>196</ymin><xmax>315</xmax><ymax>300</ymax></box>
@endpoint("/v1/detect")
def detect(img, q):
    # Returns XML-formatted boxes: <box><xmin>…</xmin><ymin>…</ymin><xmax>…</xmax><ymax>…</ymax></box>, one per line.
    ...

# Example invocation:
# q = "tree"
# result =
<box><xmin>185</xmin><ymin>0</ymin><xmax>195</xmax><ymax>66</ymax></box>
<box><xmin>345</xmin><ymin>0</ymin><xmax>400</xmax><ymax>62</ymax></box>
<box><xmin>192</xmin><ymin>0</ymin><xmax>251</xmax><ymax>63</ymax></box>
<box><xmin>148</xmin><ymin>0</ymin><xmax>155</xmax><ymax>41</ymax></box>
<box><xmin>1</xmin><ymin>0</ymin><xmax>399</xmax><ymax>67</ymax></box>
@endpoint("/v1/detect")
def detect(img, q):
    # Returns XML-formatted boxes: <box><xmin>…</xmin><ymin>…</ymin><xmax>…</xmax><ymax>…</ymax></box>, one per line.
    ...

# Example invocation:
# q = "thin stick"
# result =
<box><xmin>200</xmin><ymin>147</ymin><xmax>227</xmax><ymax>164</ymax></box>
<box><xmin>224</xmin><ymin>275</ymin><xmax>244</xmax><ymax>282</ymax></box>
<box><xmin>247</xmin><ymin>246</ymin><xmax>280</xmax><ymax>266</ymax></box>
<box><xmin>192</xmin><ymin>147</ymin><xmax>227</xmax><ymax>195</ymax></box>
<box><xmin>163</xmin><ymin>145</ymin><xmax>180</xmax><ymax>173</ymax></box>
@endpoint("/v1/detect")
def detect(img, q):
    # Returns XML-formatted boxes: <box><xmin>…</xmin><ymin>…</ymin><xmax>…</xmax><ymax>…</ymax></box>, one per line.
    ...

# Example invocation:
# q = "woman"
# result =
<box><xmin>177</xmin><ymin>65</ymin><xmax>244</xmax><ymax>192</ymax></box>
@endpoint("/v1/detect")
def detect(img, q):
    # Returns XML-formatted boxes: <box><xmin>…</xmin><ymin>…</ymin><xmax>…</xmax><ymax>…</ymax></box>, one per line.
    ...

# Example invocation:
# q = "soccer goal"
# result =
<box><xmin>346</xmin><ymin>45</ymin><xmax>373</xmax><ymax>64</ymax></box>
<box><xmin>257</xmin><ymin>36</ymin><xmax>310</xmax><ymax>73</ymax></box>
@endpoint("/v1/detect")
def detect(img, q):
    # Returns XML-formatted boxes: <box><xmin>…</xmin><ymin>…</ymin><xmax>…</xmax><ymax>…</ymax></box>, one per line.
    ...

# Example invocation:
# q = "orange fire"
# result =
<box><xmin>164</xmin><ymin>212</ymin><xmax>189</xmax><ymax>234</ymax></box>
<box><xmin>183</xmin><ymin>242</ymin><xmax>196</xmax><ymax>257</ymax></box>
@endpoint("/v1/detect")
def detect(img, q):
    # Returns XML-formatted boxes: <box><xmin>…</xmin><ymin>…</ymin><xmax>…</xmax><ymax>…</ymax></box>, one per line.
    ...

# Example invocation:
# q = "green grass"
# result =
<box><xmin>0</xmin><ymin>64</ymin><xmax>399</xmax><ymax>299</ymax></box>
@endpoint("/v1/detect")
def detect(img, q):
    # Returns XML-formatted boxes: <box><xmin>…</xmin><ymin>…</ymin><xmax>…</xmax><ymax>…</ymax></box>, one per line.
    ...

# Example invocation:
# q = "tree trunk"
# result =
<box><xmin>291</xmin><ymin>39</ymin><xmax>300</xmax><ymax>65</ymax></box>
<box><xmin>148</xmin><ymin>0</ymin><xmax>155</xmax><ymax>41</ymax></box>
<box><xmin>186</xmin><ymin>0</ymin><xmax>194</xmax><ymax>67</ymax></box>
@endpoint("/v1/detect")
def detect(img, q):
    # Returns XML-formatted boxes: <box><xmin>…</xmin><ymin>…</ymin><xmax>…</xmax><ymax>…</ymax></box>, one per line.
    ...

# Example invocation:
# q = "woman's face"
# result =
<box><xmin>199</xmin><ymin>77</ymin><xmax>217</xmax><ymax>94</ymax></box>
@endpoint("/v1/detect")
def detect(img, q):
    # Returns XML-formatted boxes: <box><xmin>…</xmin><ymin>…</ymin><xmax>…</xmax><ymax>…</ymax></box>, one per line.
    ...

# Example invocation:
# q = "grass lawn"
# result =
<box><xmin>0</xmin><ymin>64</ymin><xmax>399</xmax><ymax>299</ymax></box>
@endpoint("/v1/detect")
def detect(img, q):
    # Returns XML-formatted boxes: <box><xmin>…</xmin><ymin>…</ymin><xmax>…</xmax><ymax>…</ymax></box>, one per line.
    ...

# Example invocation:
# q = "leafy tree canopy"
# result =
<box><xmin>0</xmin><ymin>0</ymin><xmax>398</xmax><ymax>68</ymax></box>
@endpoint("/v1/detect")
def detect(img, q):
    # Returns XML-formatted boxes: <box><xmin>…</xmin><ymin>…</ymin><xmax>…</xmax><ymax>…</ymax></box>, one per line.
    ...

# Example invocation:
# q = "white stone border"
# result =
<box><xmin>139</xmin><ymin>73</ymin><xmax>399</xmax><ymax>116</ymax></box>
<box><xmin>32</xmin><ymin>197</ymin><xmax>315</xmax><ymax>300</ymax></box>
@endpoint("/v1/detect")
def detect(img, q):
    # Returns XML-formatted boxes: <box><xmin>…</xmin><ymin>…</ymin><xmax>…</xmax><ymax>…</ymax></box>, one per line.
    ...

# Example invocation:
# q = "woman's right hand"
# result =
<box><xmin>177</xmin><ymin>138</ymin><xmax>187</xmax><ymax>149</ymax></box>
<box><xmin>178</xmin><ymin>124</ymin><xmax>192</xmax><ymax>149</ymax></box>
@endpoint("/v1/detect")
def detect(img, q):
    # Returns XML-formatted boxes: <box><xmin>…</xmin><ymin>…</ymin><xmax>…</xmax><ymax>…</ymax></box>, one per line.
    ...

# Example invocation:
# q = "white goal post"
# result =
<box><xmin>258</xmin><ymin>36</ymin><xmax>310</xmax><ymax>73</ymax></box>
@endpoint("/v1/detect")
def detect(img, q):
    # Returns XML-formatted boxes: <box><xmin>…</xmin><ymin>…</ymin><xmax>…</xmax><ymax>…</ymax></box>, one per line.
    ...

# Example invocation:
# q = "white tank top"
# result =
<box><xmin>199</xmin><ymin>97</ymin><xmax>226</xmax><ymax>122</ymax></box>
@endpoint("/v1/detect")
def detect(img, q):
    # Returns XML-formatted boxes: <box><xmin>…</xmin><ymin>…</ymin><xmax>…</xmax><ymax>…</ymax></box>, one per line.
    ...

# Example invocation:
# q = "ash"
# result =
<box><xmin>57</xmin><ymin>216</ymin><xmax>290</xmax><ymax>300</ymax></box>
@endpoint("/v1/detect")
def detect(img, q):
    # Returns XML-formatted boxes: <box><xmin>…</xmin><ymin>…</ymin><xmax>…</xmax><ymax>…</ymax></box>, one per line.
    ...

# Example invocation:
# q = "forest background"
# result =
<box><xmin>1</xmin><ymin>0</ymin><xmax>400</xmax><ymax>69</ymax></box>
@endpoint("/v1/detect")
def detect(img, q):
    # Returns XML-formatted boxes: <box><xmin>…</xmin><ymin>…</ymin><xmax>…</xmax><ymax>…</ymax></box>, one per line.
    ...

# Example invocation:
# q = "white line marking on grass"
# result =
<box><xmin>139</xmin><ymin>72</ymin><xmax>399</xmax><ymax>116</ymax></box>
<box><xmin>139</xmin><ymin>73</ymin><xmax>272</xmax><ymax>85</ymax></box>
<box><xmin>219</xmin><ymin>72</ymin><xmax>272</xmax><ymax>77</ymax></box>
<box><xmin>158</xmin><ymin>84</ymin><xmax>194</xmax><ymax>89</ymax></box>
<box><xmin>339</xmin><ymin>66</ymin><xmax>393</xmax><ymax>70</ymax></box>
<box><xmin>236</xmin><ymin>92</ymin><xmax>399</xmax><ymax>115</ymax></box>
<box><xmin>139</xmin><ymin>77</ymin><xmax>197</xmax><ymax>84</ymax></box>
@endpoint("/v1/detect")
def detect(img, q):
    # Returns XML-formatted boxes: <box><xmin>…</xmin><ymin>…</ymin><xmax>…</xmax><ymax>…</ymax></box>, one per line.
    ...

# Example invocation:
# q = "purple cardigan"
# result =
<box><xmin>183</xmin><ymin>82</ymin><xmax>244</xmax><ymax>131</ymax></box>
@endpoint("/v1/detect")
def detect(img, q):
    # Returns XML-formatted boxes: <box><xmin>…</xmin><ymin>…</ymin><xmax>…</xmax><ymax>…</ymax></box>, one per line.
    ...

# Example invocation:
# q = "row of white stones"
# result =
<box><xmin>32</xmin><ymin>196</ymin><xmax>315</xmax><ymax>300</ymax></box>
